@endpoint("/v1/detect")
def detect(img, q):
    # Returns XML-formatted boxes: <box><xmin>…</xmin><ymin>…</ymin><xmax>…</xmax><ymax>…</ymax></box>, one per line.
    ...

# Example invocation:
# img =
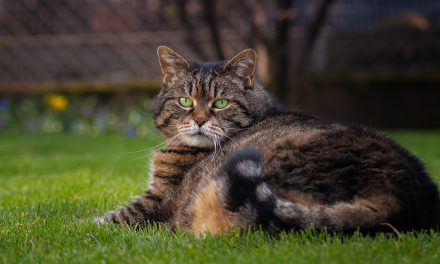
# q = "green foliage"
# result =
<box><xmin>0</xmin><ymin>132</ymin><xmax>439</xmax><ymax>263</ymax></box>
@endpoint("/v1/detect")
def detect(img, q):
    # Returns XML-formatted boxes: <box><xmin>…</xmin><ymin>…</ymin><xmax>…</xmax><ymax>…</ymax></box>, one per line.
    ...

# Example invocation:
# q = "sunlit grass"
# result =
<box><xmin>1</xmin><ymin>131</ymin><xmax>439</xmax><ymax>263</ymax></box>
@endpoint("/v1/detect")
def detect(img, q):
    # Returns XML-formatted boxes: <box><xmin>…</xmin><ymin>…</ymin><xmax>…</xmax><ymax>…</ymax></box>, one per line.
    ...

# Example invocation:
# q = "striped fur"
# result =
<box><xmin>103</xmin><ymin>144</ymin><xmax>210</xmax><ymax>226</ymax></box>
<box><xmin>174</xmin><ymin>114</ymin><xmax>439</xmax><ymax>236</ymax></box>
<box><xmin>217</xmin><ymin>147</ymin><xmax>401</xmax><ymax>233</ymax></box>
<box><xmin>99</xmin><ymin>46</ymin><xmax>440</xmax><ymax>236</ymax></box>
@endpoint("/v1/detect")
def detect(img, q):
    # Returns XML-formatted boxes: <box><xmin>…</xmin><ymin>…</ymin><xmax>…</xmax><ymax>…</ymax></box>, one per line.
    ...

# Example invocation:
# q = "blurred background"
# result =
<box><xmin>0</xmin><ymin>0</ymin><xmax>439</xmax><ymax>136</ymax></box>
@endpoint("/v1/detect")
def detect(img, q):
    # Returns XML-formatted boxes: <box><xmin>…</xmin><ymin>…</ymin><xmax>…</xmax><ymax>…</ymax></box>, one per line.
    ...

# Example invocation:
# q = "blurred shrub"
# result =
<box><xmin>0</xmin><ymin>91</ymin><xmax>157</xmax><ymax>137</ymax></box>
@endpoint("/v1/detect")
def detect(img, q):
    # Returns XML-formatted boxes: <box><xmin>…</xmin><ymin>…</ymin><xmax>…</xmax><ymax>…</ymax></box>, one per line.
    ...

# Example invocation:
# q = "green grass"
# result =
<box><xmin>1</xmin><ymin>131</ymin><xmax>440</xmax><ymax>263</ymax></box>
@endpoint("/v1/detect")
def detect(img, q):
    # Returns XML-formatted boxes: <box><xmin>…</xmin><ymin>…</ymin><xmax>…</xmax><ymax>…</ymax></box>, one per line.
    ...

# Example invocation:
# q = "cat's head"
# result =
<box><xmin>153</xmin><ymin>46</ymin><xmax>274</xmax><ymax>148</ymax></box>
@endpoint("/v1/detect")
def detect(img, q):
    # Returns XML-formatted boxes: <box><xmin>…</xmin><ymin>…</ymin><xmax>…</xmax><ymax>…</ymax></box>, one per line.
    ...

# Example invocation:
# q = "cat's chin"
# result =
<box><xmin>182</xmin><ymin>134</ymin><xmax>214</xmax><ymax>148</ymax></box>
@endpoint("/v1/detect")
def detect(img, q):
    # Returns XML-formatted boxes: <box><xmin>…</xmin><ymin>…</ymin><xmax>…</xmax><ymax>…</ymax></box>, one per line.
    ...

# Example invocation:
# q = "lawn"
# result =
<box><xmin>1</xmin><ymin>131</ymin><xmax>440</xmax><ymax>263</ymax></box>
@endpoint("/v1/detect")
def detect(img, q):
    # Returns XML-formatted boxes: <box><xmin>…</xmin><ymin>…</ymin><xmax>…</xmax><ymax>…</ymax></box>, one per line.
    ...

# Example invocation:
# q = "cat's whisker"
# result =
<box><xmin>209</xmin><ymin>134</ymin><xmax>223</xmax><ymax>164</ymax></box>
<box><xmin>126</xmin><ymin>140</ymin><xmax>172</xmax><ymax>160</ymax></box>
<box><xmin>167</xmin><ymin>133</ymin><xmax>187</xmax><ymax>149</ymax></box>
<box><xmin>162</xmin><ymin>134</ymin><xmax>184</xmax><ymax>152</ymax></box>
<box><xmin>215</xmin><ymin>135</ymin><xmax>222</xmax><ymax>159</ymax></box>
<box><xmin>133</xmin><ymin>136</ymin><xmax>183</xmax><ymax>160</ymax></box>
<box><xmin>135</xmin><ymin>133</ymin><xmax>185</xmax><ymax>160</ymax></box>
<box><xmin>122</xmin><ymin>141</ymin><xmax>166</xmax><ymax>155</ymax></box>
<box><xmin>137</xmin><ymin>108</ymin><xmax>155</xmax><ymax>119</ymax></box>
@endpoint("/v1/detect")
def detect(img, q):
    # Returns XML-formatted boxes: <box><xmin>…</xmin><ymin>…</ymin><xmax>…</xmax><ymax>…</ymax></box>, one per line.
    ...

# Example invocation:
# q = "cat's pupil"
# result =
<box><xmin>179</xmin><ymin>97</ymin><xmax>193</xmax><ymax>107</ymax></box>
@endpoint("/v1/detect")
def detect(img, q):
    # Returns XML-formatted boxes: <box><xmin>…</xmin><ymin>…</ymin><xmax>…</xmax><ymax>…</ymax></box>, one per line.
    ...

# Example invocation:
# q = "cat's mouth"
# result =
<box><xmin>182</xmin><ymin>133</ymin><xmax>214</xmax><ymax>148</ymax></box>
<box><xmin>177</xmin><ymin>124</ymin><xmax>224</xmax><ymax>148</ymax></box>
<box><xmin>191</xmin><ymin>130</ymin><xmax>214</xmax><ymax>140</ymax></box>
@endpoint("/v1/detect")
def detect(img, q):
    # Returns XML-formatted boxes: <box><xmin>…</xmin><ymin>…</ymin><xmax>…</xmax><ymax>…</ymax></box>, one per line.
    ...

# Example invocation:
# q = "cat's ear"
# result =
<box><xmin>157</xmin><ymin>46</ymin><xmax>190</xmax><ymax>83</ymax></box>
<box><xmin>223</xmin><ymin>49</ymin><xmax>256</xmax><ymax>88</ymax></box>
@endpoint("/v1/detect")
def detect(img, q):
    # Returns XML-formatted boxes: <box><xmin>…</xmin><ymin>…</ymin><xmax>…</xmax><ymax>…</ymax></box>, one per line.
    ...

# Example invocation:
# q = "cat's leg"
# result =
<box><xmin>188</xmin><ymin>147</ymin><xmax>262</xmax><ymax>235</ymax></box>
<box><xmin>99</xmin><ymin>145</ymin><xmax>210</xmax><ymax>227</ymax></box>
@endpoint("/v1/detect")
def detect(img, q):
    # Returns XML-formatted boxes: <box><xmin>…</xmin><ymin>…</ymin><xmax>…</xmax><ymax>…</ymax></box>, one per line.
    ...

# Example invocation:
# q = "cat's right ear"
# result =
<box><xmin>157</xmin><ymin>46</ymin><xmax>190</xmax><ymax>83</ymax></box>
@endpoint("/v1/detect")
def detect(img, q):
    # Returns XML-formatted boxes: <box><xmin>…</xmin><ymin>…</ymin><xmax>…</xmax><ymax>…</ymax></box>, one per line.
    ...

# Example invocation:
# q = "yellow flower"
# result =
<box><xmin>45</xmin><ymin>94</ymin><xmax>68</xmax><ymax>112</ymax></box>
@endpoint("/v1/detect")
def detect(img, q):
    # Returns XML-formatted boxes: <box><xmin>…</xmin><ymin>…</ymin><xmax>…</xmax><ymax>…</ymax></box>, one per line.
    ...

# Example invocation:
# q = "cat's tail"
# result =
<box><xmin>219</xmin><ymin>146</ymin><xmax>402</xmax><ymax>233</ymax></box>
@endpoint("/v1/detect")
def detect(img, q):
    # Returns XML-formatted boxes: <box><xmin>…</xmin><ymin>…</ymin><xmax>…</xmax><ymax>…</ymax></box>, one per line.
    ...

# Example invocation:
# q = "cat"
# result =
<box><xmin>98</xmin><ymin>46</ymin><xmax>440</xmax><ymax>236</ymax></box>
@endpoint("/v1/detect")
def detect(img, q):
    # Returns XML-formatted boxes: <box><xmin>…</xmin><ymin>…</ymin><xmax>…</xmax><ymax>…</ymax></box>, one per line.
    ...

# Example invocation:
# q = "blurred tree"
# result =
<box><xmin>201</xmin><ymin>0</ymin><xmax>225</xmax><ymax>59</ymax></box>
<box><xmin>271</xmin><ymin>0</ymin><xmax>295</xmax><ymax>101</ymax></box>
<box><xmin>180</xmin><ymin>0</ymin><xmax>334</xmax><ymax>107</ymax></box>
<box><xmin>289</xmin><ymin>0</ymin><xmax>335</xmax><ymax>108</ymax></box>
<box><xmin>236</xmin><ymin>0</ymin><xmax>296</xmax><ymax>100</ymax></box>
<box><xmin>176</xmin><ymin>0</ymin><xmax>225</xmax><ymax>60</ymax></box>
<box><xmin>176</xmin><ymin>0</ymin><xmax>210</xmax><ymax>60</ymax></box>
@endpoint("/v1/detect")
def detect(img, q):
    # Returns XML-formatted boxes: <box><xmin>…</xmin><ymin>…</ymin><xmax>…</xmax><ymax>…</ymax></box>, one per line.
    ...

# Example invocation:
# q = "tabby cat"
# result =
<box><xmin>98</xmin><ymin>46</ymin><xmax>440</xmax><ymax>236</ymax></box>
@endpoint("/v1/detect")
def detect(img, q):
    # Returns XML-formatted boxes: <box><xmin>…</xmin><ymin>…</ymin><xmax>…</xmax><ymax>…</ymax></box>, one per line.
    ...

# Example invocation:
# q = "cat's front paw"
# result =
<box><xmin>92</xmin><ymin>211</ymin><xmax>116</xmax><ymax>226</ymax></box>
<box><xmin>92</xmin><ymin>216</ymin><xmax>107</xmax><ymax>226</ymax></box>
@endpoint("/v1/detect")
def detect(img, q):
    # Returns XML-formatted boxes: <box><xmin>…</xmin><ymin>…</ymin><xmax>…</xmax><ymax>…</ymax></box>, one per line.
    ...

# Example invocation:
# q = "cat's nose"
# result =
<box><xmin>194</xmin><ymin>116</ymin><xmax>209</xmax><ymax>127</ymax></box>
<box><xmin>192</xmin><ymin>106</ymin><xmax>210</xmax><ymax>127</ymax></box>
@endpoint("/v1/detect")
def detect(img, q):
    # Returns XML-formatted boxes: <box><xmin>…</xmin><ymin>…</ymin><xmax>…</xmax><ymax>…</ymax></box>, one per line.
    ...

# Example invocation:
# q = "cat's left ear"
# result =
<box><xmin>223</xmin><ymin>49</ymin><xmax>256</xmax><ymax>88</ymax></box>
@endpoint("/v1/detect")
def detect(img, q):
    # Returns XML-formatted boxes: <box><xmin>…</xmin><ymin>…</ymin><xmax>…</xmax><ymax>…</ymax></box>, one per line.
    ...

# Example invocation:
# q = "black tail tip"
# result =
<box><xmin>224</xmin><ymin>146</ymin><xmax>262</xmax><ymax>180</ymax></box>
<box><xmin>221</xmin><ymin>146</ymin><xmax>262</xmax><ymax>211</ymax></box>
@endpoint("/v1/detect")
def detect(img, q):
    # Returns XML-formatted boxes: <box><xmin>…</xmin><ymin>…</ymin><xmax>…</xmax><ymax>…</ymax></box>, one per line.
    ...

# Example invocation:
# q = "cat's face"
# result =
<box><xmin>153</xmin><ymin>46</ymin><xmax>272</xmax><ymax>148</ymax></box>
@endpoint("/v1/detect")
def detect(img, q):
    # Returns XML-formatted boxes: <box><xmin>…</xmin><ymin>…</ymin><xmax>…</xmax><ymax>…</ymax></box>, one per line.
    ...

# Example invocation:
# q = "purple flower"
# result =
<box><xmin>125</xmin><ymin>127</ymin><xmax>137</xmax><ymax>138</ymax></box>
<box><xmin>0</xmin><ymin>98</ymin><xmax>10</xmax><ymax>111</ymax></box>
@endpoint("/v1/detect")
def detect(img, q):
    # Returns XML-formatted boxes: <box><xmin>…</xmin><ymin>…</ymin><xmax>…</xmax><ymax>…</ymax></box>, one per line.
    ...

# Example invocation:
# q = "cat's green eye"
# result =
<box><xmin>179</xmin><ymin>97</ymin><xmax>193</xmax><ymax>108</ymax></box>
<box><xmin>213</xmin><ymin>99</ymin><xmax>229</xmax><ymax>109</ymax></box>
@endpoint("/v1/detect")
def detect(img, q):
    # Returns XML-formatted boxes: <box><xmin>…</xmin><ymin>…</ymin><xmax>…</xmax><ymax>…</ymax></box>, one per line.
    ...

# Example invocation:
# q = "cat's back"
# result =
<box><xmin>226</xmin><ymin>112</ymin><xmax>433</xmax><ymax>190</ymax></box>
<box><xmin>230</xmin><ymin>112</ymin><xmax>436</xmax><ymax>212</ymax></box>
<box><xmin>227</xmin><ymin>113</ymin><xmax>440</xmax><ymax>229</ymax></box>
<box><xmin>221</xmin><ymin>112</ymin><xmax>350</xmax><ymax>156</ymax></box>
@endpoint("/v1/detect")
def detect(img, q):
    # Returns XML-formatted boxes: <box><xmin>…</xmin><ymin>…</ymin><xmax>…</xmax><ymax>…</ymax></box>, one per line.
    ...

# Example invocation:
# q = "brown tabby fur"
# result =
<box><xmin>100</xmin><ymin>46</ymin><xmax>440</xmax><ymax>236</ymax></box>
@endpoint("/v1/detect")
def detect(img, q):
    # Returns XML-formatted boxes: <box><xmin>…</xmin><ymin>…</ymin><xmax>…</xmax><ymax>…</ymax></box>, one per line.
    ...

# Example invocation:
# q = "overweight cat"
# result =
<box><xmin>99</xmin><ymin>46</ymin><xmax>440</xmax><ymax>236</ymax></box>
